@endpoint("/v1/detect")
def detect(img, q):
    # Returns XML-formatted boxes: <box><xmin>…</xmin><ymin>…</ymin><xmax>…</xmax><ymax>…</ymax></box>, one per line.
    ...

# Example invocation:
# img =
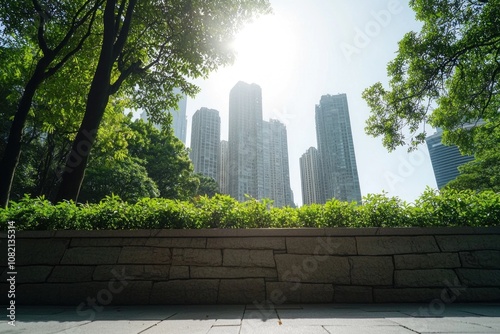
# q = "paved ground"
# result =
<box><xmin>1</xmin><ymin>303</ymin><xmax>499</xmax><ymax>333</ymax></box>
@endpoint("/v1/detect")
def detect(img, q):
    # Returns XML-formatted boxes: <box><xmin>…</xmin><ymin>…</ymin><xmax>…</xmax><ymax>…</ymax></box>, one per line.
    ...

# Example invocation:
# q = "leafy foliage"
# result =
<box><xmin>2</xmin><ymin>188</ymin><xmax>499</xmax><ymax>230</ymax></box>
<box><xmin>363</xmin><ymin>0</ymin><xmax>500</xmax><ymax>155</ymax></box>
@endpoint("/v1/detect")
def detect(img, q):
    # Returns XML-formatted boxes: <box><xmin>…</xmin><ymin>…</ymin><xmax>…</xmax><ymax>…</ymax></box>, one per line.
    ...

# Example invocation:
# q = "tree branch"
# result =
<box><xmin>32</xmin><ymin>0</ymin><xmax>50</xmax><ymax>55</ymax></box>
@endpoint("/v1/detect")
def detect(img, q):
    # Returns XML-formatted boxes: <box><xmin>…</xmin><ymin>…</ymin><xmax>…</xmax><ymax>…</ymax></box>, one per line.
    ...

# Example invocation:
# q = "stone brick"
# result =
<box><xmin>218</xmin><ymin>278</ymin><xmax>265</xmax><ymax>304</ymax></box>
<box><xmin>191</xmin><ymin>267</ymin><xmax>277</xmax><ymax>279</ymax></box>
<box><xmin>356</xmin><ymin>236</ymin><xmax>439</xmax><ymax>255</ymax></box>
<box><xmin>109</xmin><ymin>281</ymin><xmax>153</xmax><ymax>305</ymax></box>
<box><xmin>275</xmin><ymin>254</ymin><xmax>350</xmax><ymax>284</ymax></box>
<box><xmin>207</xmin><ymin>237</ymin><xmax>286</xmax><ymax>250</ymax></box>
<box><xmin>456</xmin><ymin>269</ymin><xmax>500</xmax><ymax>286</ymax></box>
<box><xmin>395</xmin><ymin>269</ymin><xmax>460</xmax><ymax>287</ymax></box>
<box><xmin>71</xmin><ymin>238</ymin><xmax>132</xmax><ymax>247</ymax></box>
<box><xmin>118</xmin><ymin>247</ymin><xmax>171</xmax><ymax>264</ymax></box>
<box><xmin>150</xmin><ymin>280</ymin><xmax>219</xmax><ymax>304</ymax></box>
<box><xmin>455</xmin><ymin>288</ymin><xmax>500</xmax><ymax>302</ymax></box>
<box><xmin>1</xmin><ymin>266</ymin><xmax>52</xmax><ymax>283</ymax></box>
<box><xmin>61</xmin><ymin>247</ymin><xmax>121</xmax><ymax>265</ymax></box>
<box><xmin>266</xmin><ymin>282</ymin><xmax>334</xmax><ymax>303</ymax></box>
<box><xmin>223</xmin><ymin>249</ymin><xmax>275</xmax><ymax>267</ymax></box>
<box><xmin>436</xmin><ymin>235</ymin><xmax>500</xmax><ymax>252</ymax></box>
<box><xmin>169</xmin><ymin>266</ymin><xmax>189</xmax><ymax>279</ymax></box>
<box><xmin>145</xmin><ymin>238</ymin><xmax>206</xmax><ymax>248</ymax></box>
<box><xmin>17</xmin><ymin>282</ymin><xmax>108</xmax><ymax>305</ymax></box>
<box><xmin>460</xmin><ymin>251</ymin><xmax>500</xmax><ymax>268</ymax></box>
<box><xmin>172</xmin><ymin>248</ymin><xmax>222</xmax><ymax>266</ymax></box>
<box><xmin>350</xmin><ymin>256</ymin><xmax>393</xmax><ymax>286</ymax></box>
<box><xmin>334</xmin><ymin>286</ymin><xmax>373</xmax><ymax>303</ymax></box>
<box><xmin>286</xmin><ymin>237</ymin><xmax>356</xmax><ymax>255</ymax></box>
<box><xmin>394</xmin><ymin>253</ymin><xmax>460</xmax><ymax>269</ymax></box>
<box><xmin>374</xmin><ymin>288</ymin><xmax>448</xmax><ymax>303</ymax></box>
<box><xmin>17</xmin><ymin>239</ymin><xmax>69</xmax><ymax>265</ymax></box>
<box><xmin>47</xmin><ymin>266</ymin><xmax>94</xmax><ymax>282</ymax></box>
<box><xmin>93</xmin><ymin>265</ymin><xmax>169</xmax><ymax>281</ymax></box>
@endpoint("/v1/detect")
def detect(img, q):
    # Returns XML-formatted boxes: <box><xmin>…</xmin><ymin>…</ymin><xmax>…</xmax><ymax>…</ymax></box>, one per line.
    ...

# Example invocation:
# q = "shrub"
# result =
<box><xmin>1</xmin><ymin>189</ymin><xmax>499</xmax><ymax>230</ymax></box>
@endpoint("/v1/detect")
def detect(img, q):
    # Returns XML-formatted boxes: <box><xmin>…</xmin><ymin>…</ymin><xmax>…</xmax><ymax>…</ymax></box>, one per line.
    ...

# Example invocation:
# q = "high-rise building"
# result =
<box><xmin>300</xmin><ymin>147</ymin><xmax>324</xmax><ymax>205</ymax></box>
<box><xmin>315</xmin><ymin>94</ymin><xmax>362</xmax><ymax>203</ymax></box>
<box><xmin>228</xmin><ymin>81</ymin><xmax>264</xmax><ymax>201</ymax></box>
<box><xmin>262</xmin><ymin>120</ymin><xmax>294</xmax><ymax>207</ymax></box>
<box><xmin>426</xmin><ymin>129</ymin><xmax>474</xmax><ymax>189</ymax></box>
<box><xmin>219</xmin><ymin>140</ymin><xmax>229</xmax><ymax>194</ymax></box>
<box><xmin>140</xmin><ymin>87</ymin><xmax>188</xmax><ymax>144</ymax></box>
<box><xmin>190</xmin><ymin>108</ymin><xmax>220</xmax><ymax>181</ymax></box>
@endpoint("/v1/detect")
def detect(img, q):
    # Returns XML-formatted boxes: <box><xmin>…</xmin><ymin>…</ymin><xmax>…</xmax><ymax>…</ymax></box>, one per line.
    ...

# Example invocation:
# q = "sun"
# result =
<box><xmin>229</xmin><ymin>12</ymin><xmax>298</xmax><ymax>88</ymax></box>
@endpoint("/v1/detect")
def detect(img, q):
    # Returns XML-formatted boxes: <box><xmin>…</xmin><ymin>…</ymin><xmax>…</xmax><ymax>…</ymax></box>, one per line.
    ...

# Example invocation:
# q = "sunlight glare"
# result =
<box><xmin>230</xmin><ymin>13</ymin><xmax>298</xmax><ymax>89</ymax></box>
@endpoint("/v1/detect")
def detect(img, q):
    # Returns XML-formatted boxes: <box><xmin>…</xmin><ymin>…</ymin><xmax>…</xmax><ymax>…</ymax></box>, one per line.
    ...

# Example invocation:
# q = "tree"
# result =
<box><xmin>127</xmin><ymin>119</ymin><xmax>199</xmax><ymax>200</ymax></box>
<box><xmin>445</xmin><ymin>149</ymin><xmax>500</xmax><ymax>192</ymax></box>
<box><xmin>194</xmin><ymin>174</ymin><xmax>220</xmax><ymax>197</ymax></box>
<box><xmin>363</xmin><ymin>0</ymin><xmax>500</xmax><ymax>155</ymax></box>
<box><xmin>0</xmin><ymin>0</ymin><xmax>102</xmax><ymax>207</ymax></box>
<box><xmin>78</xmin><ymin>156</ymin><xmax>159</xmax><ymax>203</ymax></box>
<box><xmin>56</xmin><ymin>0</ymin><xmax>271</xmax><ymax>202</ymax></box>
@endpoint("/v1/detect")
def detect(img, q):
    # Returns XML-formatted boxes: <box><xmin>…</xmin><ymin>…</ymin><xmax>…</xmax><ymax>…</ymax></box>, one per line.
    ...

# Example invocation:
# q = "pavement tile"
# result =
<box><xmin>387</xmin><ymin>317</ymin><xmax>499</xmax><ymax>333</ymax></box>
<box><xmin>323</xmin><ymin>325</ymin><xmax>416</xmax><ymax>334</ymax></box>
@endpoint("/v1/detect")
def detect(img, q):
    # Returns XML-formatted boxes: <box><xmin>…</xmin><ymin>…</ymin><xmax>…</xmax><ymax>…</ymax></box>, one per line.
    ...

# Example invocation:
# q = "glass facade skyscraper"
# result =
<box><xmin>426</xmin><ymin>130</ymin><xmax>474</xmax><ymax>189</ymax></box>
<box><xmin>190</xmin><ymin>108</ymin><xmax>220</xmax><ymax>181</ymax></box>
<box><xmin>315</xmin><ymin>94</ymin><xmax>362</xmax><ymax>203</ymax></box>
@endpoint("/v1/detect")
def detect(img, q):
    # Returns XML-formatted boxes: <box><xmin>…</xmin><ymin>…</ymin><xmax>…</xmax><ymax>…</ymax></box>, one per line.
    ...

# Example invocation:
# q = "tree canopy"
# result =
<box><xmin>363</xmin><ymin>0</ymin><xmax>500</xmax><ymax>155</ymax></box>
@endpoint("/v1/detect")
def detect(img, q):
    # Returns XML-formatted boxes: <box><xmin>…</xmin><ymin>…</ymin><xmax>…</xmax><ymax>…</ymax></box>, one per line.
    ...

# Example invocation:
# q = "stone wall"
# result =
<box><xmin>1</xmin><ymin>228</ymin><xmax>500</xmax><ymax>305</ymax></box>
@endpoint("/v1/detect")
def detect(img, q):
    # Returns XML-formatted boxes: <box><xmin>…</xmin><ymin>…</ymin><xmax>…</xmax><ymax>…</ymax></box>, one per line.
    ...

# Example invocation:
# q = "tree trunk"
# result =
<box><xmin>55</xmin><ymin>0</ymin><xmax>119</xmax><ymax>202</ymax></box>
<box><xmin>0</xmin><ymin>59</ymin><xmax>50</xmax><ymax>208</ymax></box>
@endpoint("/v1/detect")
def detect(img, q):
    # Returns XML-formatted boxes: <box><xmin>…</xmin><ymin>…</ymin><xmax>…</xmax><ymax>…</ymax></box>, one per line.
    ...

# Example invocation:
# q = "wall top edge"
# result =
<box><xmin>4</xmin><ymin>227</ymin><xmax>500</xmax><ymax>238</ymax></box>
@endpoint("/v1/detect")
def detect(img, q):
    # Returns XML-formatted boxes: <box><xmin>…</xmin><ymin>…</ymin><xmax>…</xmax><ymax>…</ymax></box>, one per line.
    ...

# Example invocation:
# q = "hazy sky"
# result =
<box><xmin>186</xmin><ymin>0</ymin><xmax>436</xmax><ymax>206</ymax></box>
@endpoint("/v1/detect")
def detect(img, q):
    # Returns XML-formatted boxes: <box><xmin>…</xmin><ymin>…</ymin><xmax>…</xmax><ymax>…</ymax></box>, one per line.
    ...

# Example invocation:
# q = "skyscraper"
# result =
<box><xmin>219</xmin><ymin>140</ymin><xmax>229</xmax><ymax>194</ymax></box>
<box><xmin>140</xmin><ymin>87</ymin><xmax>188</xmax><ymax>144</ymax></box>
<box><xmin>426</xmin><ymin>129</ymin><xmax>474</xmax><ymax>189</ymax></box>
<box><xmin>300</xmin><ymin>147</ymin><xmax>324</xmax><ymax>205</ymax></box>
<box><xmin>190</xmin><ymin>108</ymin><xmax>220</xmax><ymax>181</ymax></box>
<box><xmin>228</xmin><ymin>81</ymin><xmax>264</xmax><ymax>201</ymax></box>
<box><xmin>262</xmin><ymin>120</ymin><xmax>294</xmax><ymax>207</ymax></box>
<box><xmin>315</xmin><ymin>94</ymin><xmax>361</xmax><ymax>203</ymax></box>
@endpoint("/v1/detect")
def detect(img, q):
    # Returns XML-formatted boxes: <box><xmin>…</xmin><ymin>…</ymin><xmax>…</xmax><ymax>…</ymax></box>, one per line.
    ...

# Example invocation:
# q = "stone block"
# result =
<box><xmin>1</xmin><ymin>266</ymin><xmax>52</xmax><ymax>283</ymax></box>
<box><xmin>456</xmin><ymin>269</ymin><xmax>500</xmax><ymax>286</ymax></box>
<box><xmin>93</xmin><ymin>265</ymin><xmax>169</xmax><ymax>281</ymax></box>
<box><xmin>395</xmin><ymin>269</ymin><xmax>460</xmax><ymax>287</ymax></box>
<box><xmin>71</xmin><ymin>238</ymin><xmax>129</xmax><ymax>247</ymax></box>
<box><xmin>191</xmin><ymin>267</ymin><xmax>277</xmax><ymax>279</ymax></box>
<box><xmin>109</xmin><ymin>281</ymin><xmax>153</xmax><ymax>305</ymax></box>
<box><xmin>118</xmin><ymin>247</ymin><xmax>171</xmax><ymax>264</ymax></box>
<box><xmin>455</xmin><ymin>288</ymin><xmax>500</xmax><ymax>302</ymax></box>
<box><xmin>223</xmin><ymin>249</ymin><xmax>275</xmax><ymax>267</ymax></box>
<box><xmin>145</xmin><ymin>237</ymin><xmax>206</xmax><ymax>248</ymax></box>
<box><xmin>275</xmin><ymin>254</ymin><xmax>350</xmax><ymax>284</ymax></box>
<box><xmin>61</xmin><ymin>247</ymin><xmax>121</xmax><ymax>265</ymax></box>
<box><xmin>17</xmin><ymin>239</ymin><xmax>69</xmax><ymax>265</ymax></box>
<box><xmin>356</xmin><ymin>236</ymin><xmax>439</xmax><ymax>255</ymax></box>
<box><xmin>150</xmin><ymin>280</ymin><xmax>219</xmax><ymax>304</ymax></box>
<box><xmin>460</xmin><ymin>251</ymin><xmax>500</xmax><ymax>268</ymax></box>
<box><xmin>172</xmin><ymin>248</ymin><xmax>222</xmax><ymax>266</ymax></box>
<box><xmin>17</xmin><ymin>282</ymin><xmax>109</xmax><ymax>305</ymax></box>
<box><xmin>47</xmin><ymin>266</ymin><xmax>94</xmax><ymax>282</ymax></box>
<box><xmin>206</xmin><ymin>237</ymin><xmax>286</xmax><ymax>250</ymax></box>
<box><xmin>266</xmin><ymin>282</ymin><xmax>334</xmax><ymax>303</ymax></box>
<box><xmin>349</xmin><ymin>256</ymin><xmax>393</xmax><ymax>286</ymax></box>
<box><xmin>334</xmin><ymin>286</ymin><xmax>373</xmax><ymax>303</ymax></box>
<box><xmin>169</xmin><ymin>266</ymin><xmax>189</xmax><ymax>279</ymax></box>
<box><xmin>373</xmin><ymin>288</ymin><xmax>447</xmax><ymax>303</ymax></box>
<box><xmin>286</xmin><ymin>237</ymin><xmax>356</xmax><ymax>255</ymax></box>
<box><xmin>218</xmin><ymin>278</ymin><xmax>265</xmax><ymax>304</ymax></box>
<box><xmin>394</xmin><ymin>253</ymin><xmax>461</xmax><ymax>269</ymax></box>
<box><xmin>436</xmin><ymin>235</ymin><xmax>500</xmax><ymax>252</ymax></box>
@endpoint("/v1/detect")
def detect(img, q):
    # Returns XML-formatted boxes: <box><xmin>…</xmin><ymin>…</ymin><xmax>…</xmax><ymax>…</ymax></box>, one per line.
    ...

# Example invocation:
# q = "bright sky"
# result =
<box><xmin>186</xmin><ymin>0</ymin><xmax>436</xmax><ymax>206</ymax></box>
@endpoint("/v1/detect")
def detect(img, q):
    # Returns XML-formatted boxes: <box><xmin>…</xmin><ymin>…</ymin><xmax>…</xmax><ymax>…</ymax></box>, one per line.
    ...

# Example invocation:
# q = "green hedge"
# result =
<box><xmin>1</xmin><ymin>188</ymin><xmax>499</xmax><ymax>230</ymax></box>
